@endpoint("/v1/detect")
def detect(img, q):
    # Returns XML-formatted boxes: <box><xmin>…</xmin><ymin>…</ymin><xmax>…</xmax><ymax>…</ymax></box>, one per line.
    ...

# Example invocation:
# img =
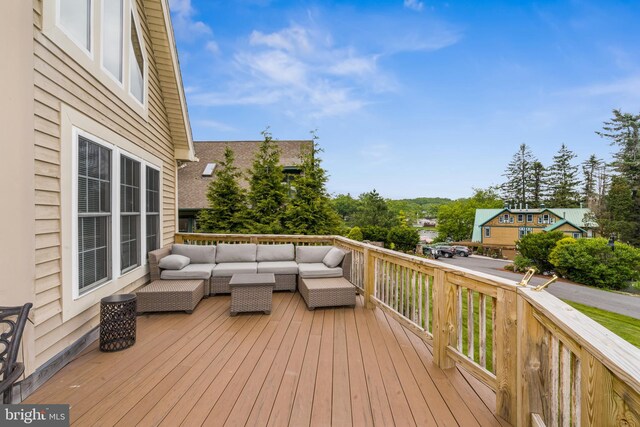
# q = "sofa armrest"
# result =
<box><xmin>148</xmin><ymin>245</ymin><xmax>172</xmax><ymax>281</ymax></box>
<box><xmin>341</xmin><ymin>251</ymin><xmax>352</xmax><ymax>282</ymax></box>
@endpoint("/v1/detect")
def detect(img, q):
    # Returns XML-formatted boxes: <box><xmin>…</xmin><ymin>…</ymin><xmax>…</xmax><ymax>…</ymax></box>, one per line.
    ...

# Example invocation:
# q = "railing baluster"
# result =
<box><xmin>561</xmin><ymin>344</ymin><xmax>571</xmax><ymax>427</ymax></box>
<box><xmin>467</xmin><ymin>288</ymin><xmax>474</xmax><ymax>360</ymax></box>
<box><xmin>551</xmin><ymin>335</ymin><xmax>560</xmax><ymax>427</ymax></box>
<box><xmin>411</xmin><ymin>270</ymin><xmax>417</xmax><ymax>323</ymax></box>
<box><xmin>399</xmin><ymin>266</ymin><xmax>404</xmax><ymax>315</ymax></box>
<box><xmin>572</xmin><ymin>357</ymin><xmax>580</xmax><ymax>427</ymax></box>
<box><xmin>457</xmin><ymin>285</ymin><xmax>463</xmax><ymax>351</ymax></box>
<box><xmin>479</xmin><ymin>293</ymin><xmax>487</xmax><ymax>368</ymax></box>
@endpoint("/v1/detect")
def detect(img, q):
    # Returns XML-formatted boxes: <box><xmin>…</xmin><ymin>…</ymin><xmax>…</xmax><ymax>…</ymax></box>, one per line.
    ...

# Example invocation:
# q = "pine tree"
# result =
<box><xmin>529</xmin><ymin>161</ymin><xmax>546</xmax><ymax>208</ymax></box>
<box><xmin>353</xmin><ymin>189</ymin><xmax>398</xmax><ymax>229</ymax></box>
<box><xmin>283</xmin><ymin>135</ymin><xmax>341</xmax><ymax>235</ymax></box>
<box><xmin>246</xmin><ymin>129</ymin><xmax>287</xmax><ymax>233</ymax></box>
<box><xmin>581</xmin><ymin>154</ymin><xmax>602</xmax><ymax>207</ymax></box>
<box><xmin>546</xmin><ymin>144</ymin><xmax>581</xmax><ymax>207</ymax></box>
<box><xmin>196</xmin><ymin>147</ymin><xmax>248</xmax><ymax>233</ymax></box>
<box><xmin>501</xmin><ymin>144</ymin><xmax>536</xmax><ymax>207</ymax></box>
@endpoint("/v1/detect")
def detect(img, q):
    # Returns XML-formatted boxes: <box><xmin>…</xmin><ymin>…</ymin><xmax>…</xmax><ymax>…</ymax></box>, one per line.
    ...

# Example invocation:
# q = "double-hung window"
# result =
<box><xmin>484</xmin><ymin>227</ymin><xmax>491</xmax><ymax>238</ymax></box>
<box><xmin>146</xmin><ymin>167</ymin><xmax>160</xmax><ymax>252</ymax></box>
<box><xmin>77</xmin><ymin>136</ymin><xmax>111</xmax><ymax>293</ymax></box>
<box><xmin>120</xmin><ymin>156</ymin><xmax>141</xmax><ymax>273</ymax></box>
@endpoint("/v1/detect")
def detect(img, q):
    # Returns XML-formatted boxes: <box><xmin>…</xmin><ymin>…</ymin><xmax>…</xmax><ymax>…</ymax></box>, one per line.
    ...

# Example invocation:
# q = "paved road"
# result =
<box><xmin>436</xmin><ymin>255</ymin><xmax>640</xmax><ymax>320</ymax></box>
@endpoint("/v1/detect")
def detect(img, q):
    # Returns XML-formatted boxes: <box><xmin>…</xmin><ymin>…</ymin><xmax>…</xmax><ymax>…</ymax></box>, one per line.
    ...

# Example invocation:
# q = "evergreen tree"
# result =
<box><xmin>581</xmin><ymin>154</ymin><xmax>602</xmax><ymax>207</ymax></box>
<box><xmin>603</xmin><ymin>176</ymin><xmax>638</xmax><ymax>244</ymax></box>
<box><xmin>283</xmin><ymin>135</ymin><xmax>341</xmax><ymax>235</ymax></box>
<box><xmin>332</xmin><ymin>193</ymin><xmax>360</xmax><ymax>226</ymax></box>
<box><xmin>501</xmin><ymin>144</ymin><xmax>536</xmax><ymax>207</ymax></box>
<box><xmin>246</xmin><ymin>129</ymin><xmax>287</xmax><ymax>233</ymax></box>
<box><xmin>353</xmin><ymin>190</ymin><xmax>398</xmax><ymax>229</ymax></box>
<box><xmin>546</xmin><ymin>144</ymin><xmax>581</xmax><ymax>207</ymax></box>
<box><xmin>529</xmin><ymin>161</ymin><xmax>546</xmax><ymax>208</ymax></box>
<box><xmin>196</xmin><ymin>147</ymin><xmax>248</xmax><ymax>233</ymax></box>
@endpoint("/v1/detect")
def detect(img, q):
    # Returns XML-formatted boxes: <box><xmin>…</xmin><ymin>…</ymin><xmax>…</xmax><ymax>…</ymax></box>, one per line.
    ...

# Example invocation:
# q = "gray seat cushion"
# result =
<box><xmin>212</xmin><ymin>262</ymin><xmax>258</xmax><ymax>277</ymax></box>
<box><xmin>257</xmin><ymin>244</ymin><xmax>295</xmax><ymax>262</ymax></box>
<box><xmin>160</xmin><ymin>263</ymin><xmax>215</xmax><ymax>280</ymax></box>
<box><xmin>215</xmin><ymin>244</ymin><xmax>257</xmax><ymax>263</ymax></box>
<box><xmin>172</xmin><ymin>244</ymin><xmax>216</xmax><ymax>264</ymax></box>
<box><xmin>257</xmin><ymin>261</ymin><xmax>299</xmax><ymax>275</ymax></box>
<box><xmin>298</xmin><ymin>263</ymin><xmax>343</xmax><ymax>278</ymax></box>
<box><xmin>295</xmin><ymin>246</ymin><xmax>334</xmax><ymax>263</ymax></box>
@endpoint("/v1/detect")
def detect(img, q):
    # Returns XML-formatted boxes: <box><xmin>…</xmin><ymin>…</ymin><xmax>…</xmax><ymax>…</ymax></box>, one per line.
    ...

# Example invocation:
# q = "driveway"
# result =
<box><xmin>436</xmin><ymin>255</ymin><xmax>640</xmax><ymax>320</ymax></box>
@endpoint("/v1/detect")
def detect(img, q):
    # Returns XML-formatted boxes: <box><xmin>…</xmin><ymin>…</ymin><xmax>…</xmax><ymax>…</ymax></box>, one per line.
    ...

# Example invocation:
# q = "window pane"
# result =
<box><xmin>59</xmin><ymin>0</ymin><xmax>91</xmax><ymax>51</ymax></box>
<box><xmin>121</xmin><ymin>155</ymin><xmax>140</xmax><ymax>272</ymax></box>
<box><xmin>78</xmin><ymin>216</ymin><xmax>110</xmax><ymax>291</ymax></box>
<box><xmin>102</xmin><ymin>0</ymin><xmax>123</xmax><ymax>81</ymax></box>
<box><xmin>146</xmin><ymin>167</ymin><xmax>160</xmax><ymax>252</ymax></box>
<box><xmin>129</xmin><ymin>14</ymin><xmax>144</xmax><ymax>103</ymax></box>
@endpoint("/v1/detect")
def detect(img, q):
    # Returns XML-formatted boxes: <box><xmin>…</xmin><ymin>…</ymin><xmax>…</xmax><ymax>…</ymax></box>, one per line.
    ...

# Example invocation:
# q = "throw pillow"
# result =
<box><xmin>322</xmin><ymin>247</ymin><xmax>346</xmax><ymax>268</ymax></box>
<box><xmin>158</xmin><ymin>254</ymin><xmax>190</xmax><ymax>270</ymax></box>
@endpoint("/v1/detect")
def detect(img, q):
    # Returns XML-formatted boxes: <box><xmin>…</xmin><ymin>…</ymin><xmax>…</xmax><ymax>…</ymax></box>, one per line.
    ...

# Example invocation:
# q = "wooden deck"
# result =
<box><xmin>26</xmin><ymin>292</ymin><xmax>508</xmax><ymax>426</ymax></box>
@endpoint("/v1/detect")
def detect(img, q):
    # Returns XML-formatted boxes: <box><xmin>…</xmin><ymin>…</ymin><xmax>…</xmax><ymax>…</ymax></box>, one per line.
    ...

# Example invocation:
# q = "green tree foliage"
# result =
<box><xmin>283</xmin><ymin>137</ymin><xmax>341</xmax><ymax>235</ymax></box>
<box><xmin>361</xmin><ymin>225</ymin><xmax>389</xmax><ymax>243</ymax></box>
<box><xmin>332</xmin><ymin>193</ymin><xmax>359</xmax><ymax>226</ymax></box>
<box><xmin>386</xmin><ymin>198</ymin><xmax>452</xmax><ymax>222</ymax></box>
<box><xmin>197</xmin><ymin>147</ymin><xmax>248</xmax><ymax>233</ymax></box>
<box><xmin>581</xmin><ymin>154</ymin><xmax>603</xmax><ymax>207</ymax></box>
<box><xmin>547</xmin><ymin>144</ymin><xmax>581</xmax><ymax>207</ymax></box>
<box><xmin>353</xmin><ymin>190</ymin><xmax>399</xmax><ymax>228</ymax></box>
<box><xmin>529</xmin><ymin>161</ymin><xmax>546</xmax><ymax>208</ymax></box>
<box><xmin>346</xmin><ymin>226</ymin><xmax>363</xmax><ymax>241</ymax></box>
<box><xmin>601</xmin><ymin>176</ymin><xmax>639</xmax><ymax>243</ymax></box>
<box><xmin>246</xmin><ymin>129</ymin><xmax>287</xmax><ymax>233</ymax></box>
<box><xmin>516</xmin><ymin>231</ymin><xmax>565</xmax><ymax>273</ymax></box>
<box><xmin>549</xmin><ymin>238</ymin><xmax>640</xmax><ymax>289</ymax></box>
<box><xmin>387</xmin><ymin>226</ymin><xmax>420</xmax><ymax>252</ymax></box>
<box><xmin>501</xmin><ymin>144</ymin><xmax>537</xmax><ymax>206</ymax></box>
<box><xmin>436</xmin><ymin>188</ymin><xmax>503</xmax><ymax>241</ymax></box>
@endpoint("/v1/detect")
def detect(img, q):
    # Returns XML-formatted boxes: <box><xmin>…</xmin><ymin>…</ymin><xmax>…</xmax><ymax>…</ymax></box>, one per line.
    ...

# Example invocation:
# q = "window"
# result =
<box><xmin>526</xmin><ymin>214</ymin><xmax>533</xmax><ymax>222</ymax></box>
<box><xmin>499</xmin><ymin>214</ymin><xmax>513</xmax><ymax>224</ymax></box>
<box><xmin>539</xmin><ymin>214</ymin><xmax>550</xmax><ymax>224</ymax></box>
<box><xmin>519</xmin><ymin>227</ymin><xmax>533</xmax><ymax>239</ymax></box>
<box><xmin>102</xmin><ymin>0</ymin><xmax>123</xmax><ymax>81</ymax></box>
<box><xmin>484</xmin><ymin>227</ymin><xmax>491</xmax><ymax>238</ymax></box>
<box><xmin>120</xmin><ymin>156</ymin><xmax>141</xmax><ymax>273</ymax></box>
<box><xmin>572</xmin><ymin>232</ymin><xmax>581</xmax><ymax>239</ymax></box>
<box><xmin>59</xmin><ymin>0</ymin><xmax>91</xmax><ymax>52</ymax></box>
<box><xmin>517</xmin><ymin>214</ymin><xmax>524</xmax><ymax>222</ymax></box>
<box><xmin>202</xmin><ymin>163</ymin><xmax>216</xmax><ymax>177</ymax></box>
<box><xmin>77</xmin><ymin>136</ymin><xmax>111</xmax><ymax>294</ymax></box>
<box><xmin>129</xmin><ymin>13</ymin><xmax>145</xmax><ymax>103</ymax></box>
<box><xmin>146</xmin><ymin>166</ymin><xmax>160</xmax><ymax>252</ymax></box>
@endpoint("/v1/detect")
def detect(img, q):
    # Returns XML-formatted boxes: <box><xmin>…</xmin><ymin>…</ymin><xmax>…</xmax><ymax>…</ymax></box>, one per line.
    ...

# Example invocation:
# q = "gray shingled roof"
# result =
<box><xmin>178</xmin><ymin>140</ymin><xmax>312</xmax><ymax>210</ymax></box>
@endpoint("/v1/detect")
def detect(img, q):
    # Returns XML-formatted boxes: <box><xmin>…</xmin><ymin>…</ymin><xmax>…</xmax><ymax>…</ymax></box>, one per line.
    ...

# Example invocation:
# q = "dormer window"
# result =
<box><xmin>202</xmin><ymin>163</ymin><xmax>217</xmax><ymax>177</ymax></box>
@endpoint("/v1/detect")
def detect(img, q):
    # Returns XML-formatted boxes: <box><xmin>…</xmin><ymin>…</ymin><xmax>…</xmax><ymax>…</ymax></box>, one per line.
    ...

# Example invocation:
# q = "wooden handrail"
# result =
<box><xmin>173</xmin><ymin>233</ymin><xmax>640</xmax><ymax>426</ymax></box>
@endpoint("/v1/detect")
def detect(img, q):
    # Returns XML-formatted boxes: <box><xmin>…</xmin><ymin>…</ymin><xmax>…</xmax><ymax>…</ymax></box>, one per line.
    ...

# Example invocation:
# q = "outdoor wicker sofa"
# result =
<box><xmin>148</xmin><ymin>243</ymin><xmax>353</xmax><ymax>299</ymax></box>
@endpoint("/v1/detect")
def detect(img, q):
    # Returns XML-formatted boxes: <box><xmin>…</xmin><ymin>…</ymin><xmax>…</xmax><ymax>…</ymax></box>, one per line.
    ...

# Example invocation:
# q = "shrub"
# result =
<box><xmin>387</xmin><ymin>226</ymin><xmax>420</xmax><ymax>252</ymax></box>
<box><xmin>516</xmin><ymin>231</ymin><xmax>565</xmax><ymax>273</ymax></box>
<box><xmin>346</xmin><ymin>226</ymin><xmax>363</xmax><ymax>241</ymax></box>
<box><xmin>361</xmin><ymin>225</ymin><xmax>389</xmax><ymax>243</ymax></box>
<box><xmin>549</xmin><ymin>238</ymin><xmax>640</xmax><ymax>289</ymax></box>
<box><xmin>511</xmin><ymin>255</ymin><xmax>537</xmax><ymax>273</ymax></box>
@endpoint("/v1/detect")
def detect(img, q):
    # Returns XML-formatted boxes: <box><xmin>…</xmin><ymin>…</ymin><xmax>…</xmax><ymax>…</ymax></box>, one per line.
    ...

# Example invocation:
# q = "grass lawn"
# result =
<box><xmin>562</xmin><ymin>300</ymin><xmax>640</xmax><ymax>348</ymax></box>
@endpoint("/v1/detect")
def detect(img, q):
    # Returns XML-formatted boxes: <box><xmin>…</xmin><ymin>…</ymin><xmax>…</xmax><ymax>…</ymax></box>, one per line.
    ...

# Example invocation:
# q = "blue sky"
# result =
<box><xmin>169</xmin><ymin>0</ymin><xmax>640</xmax><ymax>199</ymax></box>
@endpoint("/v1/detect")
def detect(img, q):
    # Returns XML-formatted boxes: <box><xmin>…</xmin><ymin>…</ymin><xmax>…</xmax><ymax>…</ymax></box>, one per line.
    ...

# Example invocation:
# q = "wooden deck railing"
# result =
<box><xmin>174</xmin><ymin>233</ymin><xmax>640</xmax><ymax>426</ymax></box>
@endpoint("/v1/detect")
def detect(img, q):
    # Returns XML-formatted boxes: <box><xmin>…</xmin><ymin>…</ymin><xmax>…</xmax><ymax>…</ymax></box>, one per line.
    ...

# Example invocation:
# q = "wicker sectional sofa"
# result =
<box><xmin>148</xmin><ymin>243</ymin><xmax>352</xmax><ymax>297</ymax></box>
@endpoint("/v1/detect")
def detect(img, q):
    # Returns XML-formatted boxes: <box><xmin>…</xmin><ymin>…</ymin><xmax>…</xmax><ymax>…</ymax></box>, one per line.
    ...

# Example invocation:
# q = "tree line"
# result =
<box><xmin>499</xmin><ymin>110</ymin><xmax>640</xmax><ymax>246</ymax></box>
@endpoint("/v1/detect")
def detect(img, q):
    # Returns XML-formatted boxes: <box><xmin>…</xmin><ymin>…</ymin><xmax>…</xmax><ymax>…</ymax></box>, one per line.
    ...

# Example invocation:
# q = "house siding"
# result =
<box><xmin>31</xmin><ymin>0</ymin><xmax>178</xmax><ymax>371</ymax></box>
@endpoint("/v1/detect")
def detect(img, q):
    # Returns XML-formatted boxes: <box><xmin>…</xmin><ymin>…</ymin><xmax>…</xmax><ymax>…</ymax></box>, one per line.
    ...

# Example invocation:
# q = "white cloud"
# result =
<box><xmin>205</xmin><ymin>40</ymin><xmax>220</xmax><ymax>54</ymax></box>
<box><xmin>404</xmin><ymin>0</ymin><xmax>425</xmax><ymax>12</ymax></box>
<box><xmin>169</xmin><ymin>0</ymin><xmax>213</xmax><ymax>41</ymax></box>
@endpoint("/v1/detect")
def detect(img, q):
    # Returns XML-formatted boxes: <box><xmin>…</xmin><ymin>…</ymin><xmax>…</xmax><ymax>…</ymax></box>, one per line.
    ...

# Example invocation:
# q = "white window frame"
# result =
<box><xmin>55</xmin><ymin>0</ymin><xmax>94</xmax><ymax>58</ymax></box>
<box><xmin>61</xmin><ymin>106</ymin><xmax>161</xmax><ymax>321</ymax></box>
<box><xmin>100</xmin><ymin>0</ymin><xmax>125</xmax><ymax>87</ymax></box>
<box><xmin>572</xmin><ymin>232</ymin><xmax>581</xmax><ymax>239</ymax></box>
<box><xmin>517</xmin><ymin>214</ymin><xmax>524</xmax><ymax>222</ymax></box>
<box><xmin>145</xmin><ymin>164</ymin><xmax>162</xmax><ymax>253</ymax></box>
<box><xmin>526</xmin><ymin>214</ymin><xmax>533</xmax><ymax>222</ymax></box>
<box><xmin>42</xmin><ymin>0</ymin><xmax>148</xmax><ymax>118</ymax></box>
<box><xmin>484</xmin><ymin>227</ymin><xmax>491</xmax><ymax>238</ymax></box>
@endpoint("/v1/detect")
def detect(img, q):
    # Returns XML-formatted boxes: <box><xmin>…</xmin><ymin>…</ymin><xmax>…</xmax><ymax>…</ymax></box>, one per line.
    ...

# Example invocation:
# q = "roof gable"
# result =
<box><xmin>544</xmin><ymin>218</ymin><xmax>586</xmax><ymax>233</ymax></box>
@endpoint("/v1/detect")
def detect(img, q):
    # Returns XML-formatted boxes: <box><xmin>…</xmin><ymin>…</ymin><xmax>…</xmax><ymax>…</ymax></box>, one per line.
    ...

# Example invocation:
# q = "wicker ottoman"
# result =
<box><xmin>299</xmin><ymin>277</ymin><xmax>356</xmax><ymax>310</ymax></box>
<box><xmin>229</xmin><ymin>273</ymin><xmax>275</xmax><ymax>316</ymax></box>
<box><xmin>136</xmin><ymin>279</ymin><xmax>205</xmax><ymax>314</ymax></box>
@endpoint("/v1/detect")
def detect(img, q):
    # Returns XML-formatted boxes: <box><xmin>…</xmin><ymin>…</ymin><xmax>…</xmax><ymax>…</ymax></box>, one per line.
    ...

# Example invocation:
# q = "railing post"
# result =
<box><xmin>250</xmin><ymin>236</ymin><xmax>258</xmax><ymax>244</ymax></box>
<box><xmin>495</xmin><ymin>288</ymin><xmax>518</xmax><ymax>425</ymax></box>
<box><xmin>175</xmin><ymin>233</ymin><xmax>184</xmax><ymax>244</ymax></box>
<box><xmin>363</xmin><ymin>247</ymin><xmax>375</xmax><ymax>309</ymax></box>
<box><xmin>517</xmin><ymin>291</ymin><xmax>549</xmax><ymax>427</ymax></box>
<box><xmin>432</xmin><ymin>270</ymin><xmax>456</xmax><ymax>369</ymax></box>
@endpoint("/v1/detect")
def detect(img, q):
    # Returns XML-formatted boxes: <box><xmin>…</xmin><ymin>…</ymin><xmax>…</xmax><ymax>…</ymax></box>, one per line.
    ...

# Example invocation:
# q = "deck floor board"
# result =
<box><xmin>26</xmin><ymin>292</ymin><xmax>506</xmax><ymax>426</ymax></box>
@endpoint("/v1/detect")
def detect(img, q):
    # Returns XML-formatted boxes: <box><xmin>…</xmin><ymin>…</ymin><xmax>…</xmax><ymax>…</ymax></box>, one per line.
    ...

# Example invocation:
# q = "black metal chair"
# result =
<box><xmin>1</xmin><ymin>303</ymin><xmax>33</xmax><ymax>404</ymax></box>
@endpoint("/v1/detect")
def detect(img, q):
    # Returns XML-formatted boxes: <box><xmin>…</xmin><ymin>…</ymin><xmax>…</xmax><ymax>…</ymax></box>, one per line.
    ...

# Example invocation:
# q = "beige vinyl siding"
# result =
<box><xmin>32</xmin><ymin>0</ymin><xmax>178</xmax><ymax>369</ymax></box>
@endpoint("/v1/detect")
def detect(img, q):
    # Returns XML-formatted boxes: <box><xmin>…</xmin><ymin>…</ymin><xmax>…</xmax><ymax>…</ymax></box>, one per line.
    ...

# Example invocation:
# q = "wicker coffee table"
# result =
<box><xmin>136</xmin><ymin>279</ymin><xmax>205</xmax><ymax>314</ymax></box>
<box><xmin>229</xmin><ymin>273</ymin><xmax>275</xmax><ymax>316</ymax></box>
<box><xmin>299</xmin><ymin>277</ymin><xmax>356</xmax><ymax>310</ymax></box>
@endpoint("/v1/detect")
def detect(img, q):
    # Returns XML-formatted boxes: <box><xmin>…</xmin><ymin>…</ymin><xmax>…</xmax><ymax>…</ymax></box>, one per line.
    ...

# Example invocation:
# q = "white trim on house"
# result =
<box><xmin>61</xmin><ymin>105</ymin><xmax>162</xmax><ymax>321</ymax></box>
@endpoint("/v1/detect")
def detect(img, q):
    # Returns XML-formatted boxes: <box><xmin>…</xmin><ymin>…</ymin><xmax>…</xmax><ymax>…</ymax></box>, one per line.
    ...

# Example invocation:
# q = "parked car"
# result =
<box><xmin>422</xmin><ymin>246</ymin><xmax>440</xmax><ymax>259</ymax></box>
<box><xmin>453</xmin><ymin>245</ymin><xmax>470</xmax><ymax>257</ymax></box>
<box><xmin>433</xmin><ymin>245</ymin><xmax>456</xmax><ymax>258</ymax></box>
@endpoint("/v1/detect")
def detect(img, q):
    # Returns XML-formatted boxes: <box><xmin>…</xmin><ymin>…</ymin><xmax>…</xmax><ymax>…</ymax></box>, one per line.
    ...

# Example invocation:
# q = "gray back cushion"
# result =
<box><xmin>158</xmin><ymin>254</ymin><xmax>190</xmax><ymax>270</ymax></box>
<box><xmin>295</xmin><ymin>246</ymin><xmax>333</xmax><ymax>263</ymax></box>
<box><xmin>172</xmin><ymin>244</ymin><xmax>216</xmax><ymax>264</ymax></box>
<box><xmin>323</xmin><ymin>247</ymin><xmax>346</xmax><ymax>268</ymax></box>
<box><xmin>257</xmin><ymin>244</ymin><xmax>295</xmax><ymax>262</ymax></box>
<box><xmin>216</xmin><ymin>243</ymin><xmax>257</xmax><ymax>263</ymax></box>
